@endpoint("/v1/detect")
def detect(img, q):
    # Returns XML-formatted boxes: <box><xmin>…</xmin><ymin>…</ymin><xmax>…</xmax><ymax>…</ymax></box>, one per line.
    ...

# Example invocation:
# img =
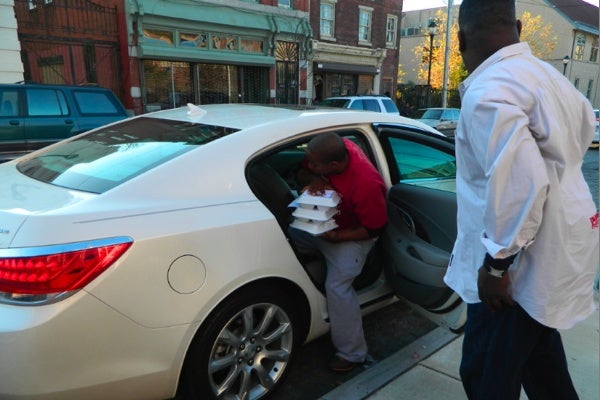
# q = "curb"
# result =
<box><xmin>318</xmin><ymin>327</ymin><xmax>459</xmax><ymax>400</ymax></box>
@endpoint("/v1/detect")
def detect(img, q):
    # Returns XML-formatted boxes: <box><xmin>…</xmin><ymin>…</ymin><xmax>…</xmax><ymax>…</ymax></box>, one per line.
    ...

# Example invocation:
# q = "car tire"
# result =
<box><xmin>176</xmin><ymin>284</ymin><xmax>301</xmax><ymax>400</ymax></box>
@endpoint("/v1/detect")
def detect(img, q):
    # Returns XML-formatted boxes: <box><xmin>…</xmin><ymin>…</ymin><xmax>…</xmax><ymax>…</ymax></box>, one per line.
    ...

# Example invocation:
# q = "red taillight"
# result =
<box><xmin>0</xmin><ymin>242</ymin><xmax>132</xmax><ymax>294</ymax></box>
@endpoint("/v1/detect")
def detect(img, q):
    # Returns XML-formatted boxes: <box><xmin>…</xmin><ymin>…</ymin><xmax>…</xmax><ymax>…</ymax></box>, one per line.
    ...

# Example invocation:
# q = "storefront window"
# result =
<box><xmin>143</xmin><ymin>60</ymin><xmax>269</xmax><ymax>111</ymax></box>
<box><xmin>143</xmin><ymin>61</ymin><xmax>193</xmax><ymax>111</ymax></box>
<box><xmin>143</xmin><ymin>28</ymin><xmax>174</xmax><ymax>46</ymax></box>
<box><xmin>212</xmin><ymin>36</ymin><xmax>238</xmax><ymax>51</ymax></box>
<box><xmin>327</xmin><ymin>73</ymin><xmax>357</xmax><ymax>97</ymax></box>
<box><xmin>179</xmin><ymin>33</ymin><xmax>208</xmax><ymax>48</ymax></box>
<box><xmin>241</xmin><ymin>39</ymin><xmax>264</xmax><ymax>54</ymax></box>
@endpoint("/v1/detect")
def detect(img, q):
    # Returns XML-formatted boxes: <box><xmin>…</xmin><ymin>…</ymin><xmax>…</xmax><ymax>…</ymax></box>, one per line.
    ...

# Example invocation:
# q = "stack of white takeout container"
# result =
<box><xmin>289</xmin><ymin>190</ymin><xmax>340</xmax><ymax>235</ymax></box>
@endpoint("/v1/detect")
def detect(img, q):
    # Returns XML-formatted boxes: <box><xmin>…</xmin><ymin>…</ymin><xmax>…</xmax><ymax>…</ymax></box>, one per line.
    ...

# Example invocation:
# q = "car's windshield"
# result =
<box><xmin>413</xmin><ymin>109</ymin><xmax>443</xmax><ymax>120</ymax></box>
<box><xmin>17</xmin><ymin>117</ymin><xmax>238</xmax><ymax>194</ymax></box>
<box><xmin>319</xmin><ymin>99</ymin><xmax>351</xmax><ymax>108</ymax></box>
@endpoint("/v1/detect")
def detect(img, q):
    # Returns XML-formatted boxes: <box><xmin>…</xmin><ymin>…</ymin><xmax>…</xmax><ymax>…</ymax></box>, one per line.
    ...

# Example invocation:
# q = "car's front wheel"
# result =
<box><xmin>176</xmin><ymin>286</ymin><xmax>300</xmax><ymax>400</ymax></box>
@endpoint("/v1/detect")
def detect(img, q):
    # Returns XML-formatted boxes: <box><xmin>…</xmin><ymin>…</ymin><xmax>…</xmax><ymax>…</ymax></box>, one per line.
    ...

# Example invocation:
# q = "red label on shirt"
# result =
<box><xmin>591</xmin><ymin>213</ymin><xmax>599</xmax><ymax>229</ymax></box>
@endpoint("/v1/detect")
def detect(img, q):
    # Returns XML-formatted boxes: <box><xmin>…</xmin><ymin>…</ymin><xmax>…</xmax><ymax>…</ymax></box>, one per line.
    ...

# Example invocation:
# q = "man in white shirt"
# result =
<box><xmin>444</xmin><ymin>0</ymin><xmax>599</xmax><ymax>399</ymax></box>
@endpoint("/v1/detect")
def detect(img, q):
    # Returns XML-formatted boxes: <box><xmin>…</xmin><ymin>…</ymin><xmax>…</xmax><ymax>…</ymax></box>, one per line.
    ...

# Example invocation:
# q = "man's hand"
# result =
<box><xmin>477</xmin><ymin>266</ymin><xmax>516</xmax><ymax>312</ymax></box>
<box><xmin>303</xmin><ymin>178</ymin><xmax>332</xmax><ymax>195</ymax></box>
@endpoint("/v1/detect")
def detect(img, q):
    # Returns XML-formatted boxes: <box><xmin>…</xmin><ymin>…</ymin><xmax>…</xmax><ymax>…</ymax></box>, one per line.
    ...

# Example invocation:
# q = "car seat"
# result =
<box><xmin>247</xmin><ymin>162</ymin><xmax>295</xmax><ymax>230</ymax></box>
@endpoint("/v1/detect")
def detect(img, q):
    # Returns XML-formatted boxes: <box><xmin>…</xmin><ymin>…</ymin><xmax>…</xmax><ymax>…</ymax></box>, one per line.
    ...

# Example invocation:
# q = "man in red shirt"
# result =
<box><xmin>290</xmin><ymin>132</ymin><xmax>387</xmax><ymax>372</ymax></box>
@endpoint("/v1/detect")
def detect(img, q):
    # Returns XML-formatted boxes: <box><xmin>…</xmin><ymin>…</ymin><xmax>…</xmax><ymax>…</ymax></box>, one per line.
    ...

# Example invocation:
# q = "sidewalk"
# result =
<box><xmin>320</xmin><ymin>298</ymin><xmax>599</xmax><ymax>400</ymax></box>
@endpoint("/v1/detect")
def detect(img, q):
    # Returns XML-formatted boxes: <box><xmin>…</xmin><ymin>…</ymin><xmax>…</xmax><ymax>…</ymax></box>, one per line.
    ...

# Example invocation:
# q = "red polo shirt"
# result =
<box><xmin>326</xmin><ymin>139</ymin><xmax>387</xmax><ymax>231</ymax></box>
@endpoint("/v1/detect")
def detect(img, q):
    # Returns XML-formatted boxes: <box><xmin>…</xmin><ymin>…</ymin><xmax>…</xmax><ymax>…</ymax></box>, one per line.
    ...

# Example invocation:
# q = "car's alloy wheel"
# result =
<box><xmin>177</xmin><ymin>287</ymin><xmax>299</xmax><ymax>400</ymax></box>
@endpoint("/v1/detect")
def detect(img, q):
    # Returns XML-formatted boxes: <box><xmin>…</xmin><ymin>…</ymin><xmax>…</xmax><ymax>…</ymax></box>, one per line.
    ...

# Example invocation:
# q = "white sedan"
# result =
<box><xmin>0</xmin><ymin>104</ymin><xmax>464</xmax><ymax>400</ymax></box>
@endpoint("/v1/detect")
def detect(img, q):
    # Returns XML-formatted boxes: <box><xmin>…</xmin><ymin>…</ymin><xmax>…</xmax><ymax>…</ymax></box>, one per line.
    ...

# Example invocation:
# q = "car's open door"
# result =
<box><xmin>376</xmin><ymin>124</ymin><xmax>466</xmax><ymax>331</ymax></box>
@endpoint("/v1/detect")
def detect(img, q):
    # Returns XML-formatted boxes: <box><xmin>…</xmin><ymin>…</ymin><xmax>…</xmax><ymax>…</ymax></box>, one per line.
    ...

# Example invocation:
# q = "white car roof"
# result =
<box><xmin>143</xmin><ymin>103</ymin><xmax>438</xmax><ymax>133</ymax></box>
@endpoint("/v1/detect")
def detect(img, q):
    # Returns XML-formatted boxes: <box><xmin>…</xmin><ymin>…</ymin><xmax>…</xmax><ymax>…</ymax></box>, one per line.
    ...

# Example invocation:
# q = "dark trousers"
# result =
<box><xmin>460</xmin><ymin>303</ymin><xmax>578</xmax><ymax>400</ymax></box>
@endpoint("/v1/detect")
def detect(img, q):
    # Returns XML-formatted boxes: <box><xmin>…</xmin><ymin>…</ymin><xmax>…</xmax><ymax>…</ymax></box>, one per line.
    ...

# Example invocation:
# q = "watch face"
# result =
<box><xmin>485</xmin><ymin>264</ymin><xmax>505</xmax><ymax>278</ymax></box>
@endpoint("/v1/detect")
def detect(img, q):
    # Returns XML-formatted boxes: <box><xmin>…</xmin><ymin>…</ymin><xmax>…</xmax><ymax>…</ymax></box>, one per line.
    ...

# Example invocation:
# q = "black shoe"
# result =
<box><xmin>328</xmin><ymin>355</ymin><xmax>363</xmax><ymax>373</ymax></box>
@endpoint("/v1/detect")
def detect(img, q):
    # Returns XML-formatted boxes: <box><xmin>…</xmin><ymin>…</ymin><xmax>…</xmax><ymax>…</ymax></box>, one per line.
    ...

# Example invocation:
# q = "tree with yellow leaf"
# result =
<box><xmin>519</xmin><ymin>11</ymin><xmax>558</xmax><ymax>59</ymax></box>
<box><xmin>412</xmin><ymin>9</ymin><xmax>557</xmax><ymax>91</ymax></box>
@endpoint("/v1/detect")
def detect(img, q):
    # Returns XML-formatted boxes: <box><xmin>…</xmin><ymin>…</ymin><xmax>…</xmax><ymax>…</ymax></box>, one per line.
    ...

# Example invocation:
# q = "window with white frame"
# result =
<box><xmin>358</xmin><ymin>6</ymin><xmax>373</xmax><ymax>44</ymax></box>
<box><xmin>278</xmin><ymin>0</ymin><xmax>292</xmax><ymax>8</ymax></box>
<box><xmin>590</xmin><ymin>38</ymin><xmax>598</xmax><ymax>63</ymax></box>
<box><xmin>28</xmin><ymin>0</ymin><xmax>37</xmax><ymax>10</ymax></box>
<box><xmin>574</xmin><ymin>33</ymin><xmax>585</xmax><ymax>60</ymax></box>
<box><xmin>386</xmin><ymin>15</ymin><xmax>398</xmax><ymax>47</ymax></box>
<box><xmin>320</xmin><ymin>1</ymin><xmax>336</xmax><ymax>38</ymax></box>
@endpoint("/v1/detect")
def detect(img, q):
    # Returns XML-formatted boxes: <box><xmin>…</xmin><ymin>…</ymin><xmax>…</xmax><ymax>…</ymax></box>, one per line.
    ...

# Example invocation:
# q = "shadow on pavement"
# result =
<box><xmin>270</xmin><ymin>300</ymin><xmax>437</xmax><ymax>400</ymax></box>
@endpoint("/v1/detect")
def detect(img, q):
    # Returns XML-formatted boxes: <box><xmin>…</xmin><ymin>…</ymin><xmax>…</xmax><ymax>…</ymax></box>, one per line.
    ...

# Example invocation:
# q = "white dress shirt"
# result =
<box><xmin>444</xmin><ymin>42</ymin><xmax>599</xmax><ymax>329</ymax></box>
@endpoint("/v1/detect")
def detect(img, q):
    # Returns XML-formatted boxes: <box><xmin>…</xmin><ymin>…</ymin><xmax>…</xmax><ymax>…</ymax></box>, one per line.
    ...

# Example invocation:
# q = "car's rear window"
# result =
<box><xmin>17</xmin><ymin>117</ymin><xmax>238</xmax><ymax>194</ymax></box>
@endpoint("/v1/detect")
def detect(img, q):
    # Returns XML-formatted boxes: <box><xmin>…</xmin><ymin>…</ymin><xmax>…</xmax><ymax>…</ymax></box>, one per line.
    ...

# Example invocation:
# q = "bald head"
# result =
<box><xmin>307</xmin><ymin>132</ymin><xmax>347</xmax><ymax>163</ymax></box>
<box><xmin>305</xmin><ymin>132</ymin><xmax>348</xmax><ymax>175</ymax></box>
<box><xmin>459</xmin><ymin>0</ymin><xmax>517</xmax><ymax>35</ymax></box>
<box><xmin>458</xmin><ymin>0</ymin><xmax>521</xmax><ymax>72</ymax></box>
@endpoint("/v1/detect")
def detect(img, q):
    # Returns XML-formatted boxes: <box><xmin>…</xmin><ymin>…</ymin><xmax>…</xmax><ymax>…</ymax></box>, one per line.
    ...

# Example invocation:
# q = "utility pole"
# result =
<box><xmin>441</xmin><ymin>0</ymin><xmax>453</xmax><ymax>108</ymax></box>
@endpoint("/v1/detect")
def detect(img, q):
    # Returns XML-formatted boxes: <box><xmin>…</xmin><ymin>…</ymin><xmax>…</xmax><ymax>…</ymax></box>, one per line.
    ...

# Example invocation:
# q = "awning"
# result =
<box><xmin>315</xmin><ymin>62</ymin><xmax>379</xmax><ymax>75</ymax></box>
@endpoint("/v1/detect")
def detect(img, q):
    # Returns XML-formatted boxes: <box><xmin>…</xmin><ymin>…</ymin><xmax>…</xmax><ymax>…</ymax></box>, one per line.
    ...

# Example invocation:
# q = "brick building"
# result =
<box><xmin>125</xmin><ymin>0</ymin><xmax>312</xmax><ymax>114</ymax></box>
<box><xmin>309</xmin><ymin>0</ymin><xmax>402</xmax><ymax>102</ymax></box>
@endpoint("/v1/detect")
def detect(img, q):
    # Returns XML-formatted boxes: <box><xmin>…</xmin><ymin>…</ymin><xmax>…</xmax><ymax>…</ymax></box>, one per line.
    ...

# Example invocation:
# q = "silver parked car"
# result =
<box><xmin>413</xmin><ymin>107</ymin><xmax>460</xmax><ymax>137</ymax></box>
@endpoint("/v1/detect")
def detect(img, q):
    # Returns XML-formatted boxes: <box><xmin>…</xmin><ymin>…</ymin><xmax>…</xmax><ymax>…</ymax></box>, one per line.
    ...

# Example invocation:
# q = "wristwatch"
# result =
<box><xmin>482</xmin><ymin>252</ymin><xmax>516</xmax><ymax>278</ymax></box>
<box><xmin>483</xmin><ymin>263</ymin><xmax>506</xmax><ymax>278</ymax></box>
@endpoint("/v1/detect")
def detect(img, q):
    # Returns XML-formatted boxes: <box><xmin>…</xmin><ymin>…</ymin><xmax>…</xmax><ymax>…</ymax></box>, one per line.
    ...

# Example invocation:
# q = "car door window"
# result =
<box><xmin>362</xmin><ymin>99</ymin><xmax>380</xmax><ymax>112</ymax></box>
<box><xmin>0</xmin><ymin>89</ymin><xmax>19</xmax><ymax>117</ymax></box>
<box><xmin>27</xmin><ymin>89</ymin><xmax>69</xmax><ymax>116</ymax></box>
<box><xmin>386</xmin><ymin>136</ymin><xmax>456</xmax><ymax>193</ymax></box>
<box><xmin>348</xmin><ymin>100</ymin><xmax>364</xmax><ymax>110</ymax></box>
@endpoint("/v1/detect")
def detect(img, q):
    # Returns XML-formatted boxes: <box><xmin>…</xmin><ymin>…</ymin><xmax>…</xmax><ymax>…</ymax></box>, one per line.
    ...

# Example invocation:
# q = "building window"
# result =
<box><xmin>590</xmin><ymin>38</ymin><xmax>598</xmax><ymax>63</ymax></box>
<box><xmin>574</xmin><ymin>78</ymin><xmax>580</xmax><ymax>89</ymax></box>
<box><xmin>574</xmin><ymin>34</ymin><xmax>585</xmax><ymax>61</ymax></box>
<box><xmin>358</xmin><ymin>7</ymin><xmax>373</xmax><ymax>44</ymax></box>
<box><xmin>143</xmin><ymin>28</ymin><xmax>175</xmax><ymax>46</ymax></box>
<box><xmin>83</xmin><ymin>44</ymin><xmax>97</xmax><ymax>83</ymax></box>
<box><xmin>278</xmin><ymin>0</ymin><xmax>292</xmax><ymax>8</ymax></box>
<box><xmin>320</xmin><ymin>1</ymin><xmax>336</xmax><ymax>39</ymax></box>
<box><xmin>586</xmin><ymin>80</ymin><xmax>593</xmax><ymax>99</ymax></box>
<box><xmin>28</xmin><ymin>1</ymin><xmax>37</xmax><ymax>10</ymax></box>
<box><xmin>386</xmin><ymin>15</ymin><xmax>398</xmax><ymax>47</ymax></box>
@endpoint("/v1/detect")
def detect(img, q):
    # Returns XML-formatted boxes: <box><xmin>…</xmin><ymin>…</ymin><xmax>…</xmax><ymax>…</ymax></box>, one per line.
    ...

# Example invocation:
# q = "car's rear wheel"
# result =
<box><xmin>176</xmin><ymin>286</ymin><xmax>300</xmax><ymax>400</ymax></box>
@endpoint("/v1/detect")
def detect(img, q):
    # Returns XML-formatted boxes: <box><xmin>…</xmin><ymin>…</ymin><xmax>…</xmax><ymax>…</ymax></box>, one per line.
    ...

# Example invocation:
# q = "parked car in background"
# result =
<box><xmin>320</xmin><ymin>95</ymin><xmax>400</xmax><ymax>114</ymax></box>
<box><xmin>593</xmin><ymin>109</ymin><xmax>599</xmax><ymax>147</ymax></box>
<box><xmin>0</xmin><ymin>104</ymin><xmax>465</xmax><ymax>400</ymax></box>
<box><xmin>413</xmin><ymin>107</ymin><xmax>460</xmax><ymax>137</ymax></box>
<box><xmin>0</xmin><ymin>82</ymin><xmax>128</xmax><ymax>161</ymax></box>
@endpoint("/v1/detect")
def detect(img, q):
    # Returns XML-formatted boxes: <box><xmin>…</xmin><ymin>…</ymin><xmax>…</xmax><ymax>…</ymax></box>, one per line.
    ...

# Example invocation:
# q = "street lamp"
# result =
<box><xmin>562</xmin><ymin>55</ymin><xmax>570</xmax><ymax>76</ymax></box>
<box><xmin>426</xmin><ymin>19</ymin><xmax>438</xmax><ymax>107</ymax></box>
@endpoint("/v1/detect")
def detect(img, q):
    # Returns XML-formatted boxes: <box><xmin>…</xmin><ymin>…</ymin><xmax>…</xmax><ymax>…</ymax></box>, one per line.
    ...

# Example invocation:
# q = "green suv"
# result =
<box><xmin>0</xmin><ymin>83</ymin><xmax>128</xmax><ymax>161</ymax></box>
